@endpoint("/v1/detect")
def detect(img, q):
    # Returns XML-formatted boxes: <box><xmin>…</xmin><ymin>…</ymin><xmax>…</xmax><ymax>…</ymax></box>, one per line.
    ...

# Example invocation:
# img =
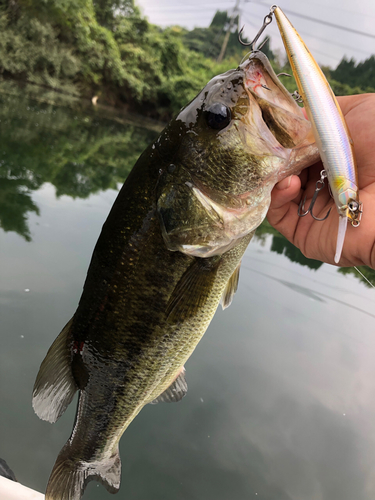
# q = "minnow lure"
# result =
<box><xmin>242</xmin><ymin>5</ymin><xmax>363</xmax><ymax>263</ymax></box>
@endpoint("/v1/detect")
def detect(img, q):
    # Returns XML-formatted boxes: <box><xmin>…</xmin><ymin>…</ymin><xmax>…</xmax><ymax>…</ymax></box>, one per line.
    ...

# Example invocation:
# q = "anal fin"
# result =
<box><xmin>221</xmin><ymin>261</ymin><xmax>241</xmax><ymax>309</ymax></box>
<box><xmin>150</xmin><ymin>367</ymin><xmax>187</xmax><ymax>404</ymax></box>
<box><xmin>32</xmin><ymin>317</ymin><xmax>78</xmax><ymax>423</ymax></box>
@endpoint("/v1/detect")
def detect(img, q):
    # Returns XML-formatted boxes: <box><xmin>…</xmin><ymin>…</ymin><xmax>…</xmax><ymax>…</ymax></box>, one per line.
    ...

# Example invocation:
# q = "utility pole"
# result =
<box><xmin>217</xmin><ymin>0</ymin><xmax>241</xmax><ymax>63</ymax></box>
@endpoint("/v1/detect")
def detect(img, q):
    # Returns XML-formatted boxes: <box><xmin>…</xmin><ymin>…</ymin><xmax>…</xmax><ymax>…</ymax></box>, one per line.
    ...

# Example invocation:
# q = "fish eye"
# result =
<box><xmin>206</xmin><ymin>103</ymin><xmax>231</xmax><ymax>130</ymax></box>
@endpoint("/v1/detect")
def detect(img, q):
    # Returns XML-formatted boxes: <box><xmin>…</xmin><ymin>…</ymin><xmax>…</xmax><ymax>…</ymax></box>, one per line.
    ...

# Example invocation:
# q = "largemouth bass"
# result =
<box><xmin>32</xmin><ymin>51</ymin><xmax>318</xmax><ymax>500</ymax></box>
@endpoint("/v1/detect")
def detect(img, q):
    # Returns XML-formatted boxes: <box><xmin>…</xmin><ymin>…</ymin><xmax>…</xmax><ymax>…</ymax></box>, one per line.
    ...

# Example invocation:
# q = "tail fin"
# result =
<box><xmin>45</xmin><ymin>443</ymin><xmax>121</xmax><ymax>500</ymax></box>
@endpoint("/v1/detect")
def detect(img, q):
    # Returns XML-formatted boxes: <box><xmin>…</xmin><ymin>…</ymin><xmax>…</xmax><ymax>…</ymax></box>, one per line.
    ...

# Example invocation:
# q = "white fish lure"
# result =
<box><xmin>247</xmin><ymin>5</ymin><xmax>363</xmax><ymax>263</ymax></box>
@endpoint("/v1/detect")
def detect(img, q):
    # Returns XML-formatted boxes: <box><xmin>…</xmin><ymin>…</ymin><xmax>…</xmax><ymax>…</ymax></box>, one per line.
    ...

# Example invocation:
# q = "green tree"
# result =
<box><xmin>183</xmin><ymin>10</ymin><xmax>259</xmax><ymax>61</ymax></box>
<box><xmin>338</xmin><ymin>266</ymin><xmax>375</xmax><ymax>289</ymax></box>
<box><xmin>330</xmin><ymin>55</ymin><xmax>375</xmax><ymax>92</ymax></box>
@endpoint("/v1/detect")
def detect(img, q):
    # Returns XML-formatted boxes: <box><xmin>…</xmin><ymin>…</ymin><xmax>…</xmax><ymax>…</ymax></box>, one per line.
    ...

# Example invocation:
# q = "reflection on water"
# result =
<box><xmin>255</xmin><ymin>220</ymin><xmax>375</xmax><ymax>288</ymax></box>
<box><xmin>0</xmin><ymin>81</ymin><xmax>160</xmax><ymax>241</ymax></box>
<box><xmin>247</xmin><ymin>266</ymin><xmax>375</xmax><ymax>319</ymax></box>
<box><xmin>0</xmin><ymin>81</ymin><xmax>373</xmax><ymax>288</ymax></box>
<box><xmin>0</xmin><ymin>85</ymin><xmax>374</xmax><ymax>500</ymax></box>
<box><xmin>255</xmin><ymin>221</ymin><xmax>323</xmax><ymax>271</ymax></box>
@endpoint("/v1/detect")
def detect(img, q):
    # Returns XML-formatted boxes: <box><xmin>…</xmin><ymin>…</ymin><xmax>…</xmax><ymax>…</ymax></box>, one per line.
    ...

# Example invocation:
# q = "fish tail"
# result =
<box><xmin>45</xmin><ymin>442</ymin><xmax>121</xmax><ymax>500</ymax></box>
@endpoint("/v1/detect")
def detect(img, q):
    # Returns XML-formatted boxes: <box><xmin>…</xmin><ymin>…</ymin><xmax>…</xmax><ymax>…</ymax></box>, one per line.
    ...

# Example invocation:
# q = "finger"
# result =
<box><xmin>267</xmin><ymin>175</ymin><xmax>302</xmax><ymax>241</ymax></box>
<box><xmin>337</xmin><ymin>94</ymin><xmax>375</xmax><ymax>185</ymax></box>
<box><xmin>270</xmin><ymin>175</ymin><xmax>301</xmax><ymax>210</ymax></box>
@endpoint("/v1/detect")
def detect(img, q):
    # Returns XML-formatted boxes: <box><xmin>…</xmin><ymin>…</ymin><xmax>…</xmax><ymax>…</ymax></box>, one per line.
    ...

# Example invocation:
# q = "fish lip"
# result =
<box><xmin>239</xmin><ymin>51</ymin><xmax>303</xmax><ymax>116</ymax></box>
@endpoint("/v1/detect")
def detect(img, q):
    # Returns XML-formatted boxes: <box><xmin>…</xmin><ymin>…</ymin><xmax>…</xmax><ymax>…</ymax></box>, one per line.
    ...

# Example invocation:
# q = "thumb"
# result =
<box><xmin>267</xmin><ymin>175</ymin><xmax>301</xmax><ymax>235</ymax></box>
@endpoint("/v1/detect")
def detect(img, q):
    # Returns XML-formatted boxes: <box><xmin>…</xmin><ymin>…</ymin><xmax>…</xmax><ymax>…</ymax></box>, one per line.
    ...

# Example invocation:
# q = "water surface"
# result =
<box><xmin>0</xmin><ymin>84</ymin><xmax>374</xmax><ymax>500</ymax></box>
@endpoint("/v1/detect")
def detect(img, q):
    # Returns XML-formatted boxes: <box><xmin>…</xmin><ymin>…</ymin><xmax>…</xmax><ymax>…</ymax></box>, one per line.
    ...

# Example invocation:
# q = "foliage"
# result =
<box><xmin>0</xmin><ymin>178</ymin><xmax>39</xmax><ymax>241</ymax></box>
<box><xmin>184</xmin><ymin>10</ymin><xmax>245</xmax><ymax>61</ymax></box>
<box><xmin>256</xmin><ymin>220</ymin><xmax>375</xmax><ymax>287</ymax></box>
<box><xmin>0</xmin><ymin>5</ymin><xmax>81</xmax><ymax>94</ymax></box>
<box><xmin>330</xmin><ymin>56</ymin><xmax>375</xmax><ymax>92</ymax></box>
<box><xmin>328</xmin><ymin>79</ymin><xmax>375</xmax><ymax>97</ymax></box>
<box><xmin>0</xmin><ymin>1</ymin><xmax>372</xmax><ymax>120</ymax></box>
<box><xmin>255</xmin><ymin>219</ymin><xmax>323</xmax><ymax>269</ymax></box>
<box><xmin>0</xmin><ymin>83</ymin><xmax>158</xmax><ymax>239</ymax></box>
<box><xmin>183</xmin><ymin>10</ymin><xmax>275</xmax><ymax>66</ymax></box>
<box><xmin>338</xmin><ymin>266</ymin><xmax>375</xmax><ymax>289</ymax></box>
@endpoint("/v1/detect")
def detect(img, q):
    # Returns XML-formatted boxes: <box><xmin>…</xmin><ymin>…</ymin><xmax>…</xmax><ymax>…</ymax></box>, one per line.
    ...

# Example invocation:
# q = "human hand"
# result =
<box><xmin>267</xmin><ymin>93</ymin><xmax>375</xmax><ymax>268</ymax></box>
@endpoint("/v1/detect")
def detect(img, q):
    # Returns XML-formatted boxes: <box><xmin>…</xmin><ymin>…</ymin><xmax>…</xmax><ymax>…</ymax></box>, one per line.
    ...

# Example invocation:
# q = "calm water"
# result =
<box><xmin>1</xmin><ymin>83</ymin><xmax>375</xmax><ymax>500</ymax></box>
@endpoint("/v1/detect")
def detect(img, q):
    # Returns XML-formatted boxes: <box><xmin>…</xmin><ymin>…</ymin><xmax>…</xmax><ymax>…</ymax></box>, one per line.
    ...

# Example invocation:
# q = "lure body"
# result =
<box><xmin>273</xmin><ymin>6</ymin><xmax>362</xmax><ymax>263</ymax></box>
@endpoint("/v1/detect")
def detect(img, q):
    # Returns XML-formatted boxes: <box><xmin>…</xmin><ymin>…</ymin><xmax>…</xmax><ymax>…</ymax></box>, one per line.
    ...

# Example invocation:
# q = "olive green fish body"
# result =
<box><xmin>33</xmin><ymin>52</ymin><xmax>319</xmax><ymax>500</ymax></box>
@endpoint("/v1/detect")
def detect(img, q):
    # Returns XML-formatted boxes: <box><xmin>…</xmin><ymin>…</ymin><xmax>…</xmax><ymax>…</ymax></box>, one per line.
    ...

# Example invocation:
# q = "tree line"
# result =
<box><xmin>0</xmin><ymin>0</ymin><xmax>373</xmax><ymax>121</ymax></box>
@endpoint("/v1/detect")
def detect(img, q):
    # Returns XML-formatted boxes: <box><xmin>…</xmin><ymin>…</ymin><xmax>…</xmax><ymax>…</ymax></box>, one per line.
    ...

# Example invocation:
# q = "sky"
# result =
<box><xmin>135</xmin><ymin>0</ymin><xmax>375</xmax><ymax>68</ymax></box>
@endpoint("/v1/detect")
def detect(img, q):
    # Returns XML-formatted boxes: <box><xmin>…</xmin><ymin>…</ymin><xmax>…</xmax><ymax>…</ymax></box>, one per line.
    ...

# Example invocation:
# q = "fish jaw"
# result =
<box><xmin>240</xmin><ymin>51</ymin><xmax>313</xmax><ymax>149</ymax></box>
<box><xmin>240</xmin><ymin>51</ymin><xmax>319</xmax><ymax>177</ymax></box>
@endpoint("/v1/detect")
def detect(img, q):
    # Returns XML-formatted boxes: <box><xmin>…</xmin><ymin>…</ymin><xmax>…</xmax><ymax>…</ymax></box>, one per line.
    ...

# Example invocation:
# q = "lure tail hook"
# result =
<box><xmin>298</xmin><ymin>170</ymin><xmax>332</xmax><ymax>221</ymax></box>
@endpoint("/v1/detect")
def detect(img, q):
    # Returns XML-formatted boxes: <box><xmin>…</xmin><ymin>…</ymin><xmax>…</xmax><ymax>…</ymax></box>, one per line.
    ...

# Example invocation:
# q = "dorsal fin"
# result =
<box><xmin>221</xmin><ymin>261</ymin><xmax>241</xmax><ymax>309</ymax></box>
<box><xmin>32</xmin><ymin>318</ymin><xmax>78</xmax><ymax>423</ymax></box>
<box><xmin>150</xmin><ymin>368</ymin><xmax>187</xmax><ymax>404</ymax></box>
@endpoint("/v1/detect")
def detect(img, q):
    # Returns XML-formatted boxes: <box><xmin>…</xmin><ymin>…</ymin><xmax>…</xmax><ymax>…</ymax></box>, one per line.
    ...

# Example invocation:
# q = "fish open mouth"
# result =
<box><xmin>240</xmin><ymin>51</ymin><xmax>311</xmax><ymax>148</ymax></box>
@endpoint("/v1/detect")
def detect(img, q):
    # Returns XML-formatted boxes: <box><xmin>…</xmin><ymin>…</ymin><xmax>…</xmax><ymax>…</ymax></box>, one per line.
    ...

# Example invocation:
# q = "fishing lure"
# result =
<box><xmin>241</xmin><ymin>5</ymin><xmax>363</xmax><ymax>263</ymax></box>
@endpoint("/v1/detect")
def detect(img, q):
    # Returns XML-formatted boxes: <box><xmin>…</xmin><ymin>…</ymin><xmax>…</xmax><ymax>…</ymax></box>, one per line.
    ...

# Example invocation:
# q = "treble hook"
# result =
<box><xmin>238</xmin><ymin>5</ymin><xmax>277</xmax><ymax>51</ymax></box>
<box><xmin>298</xmin><ymin>170</ymin><xmax>332</xmax><ymax>221</ymax></box>
<box><xmin>291</xmin><ymin>90</ymin><xmax>303</xmax><ymax>103</ymax></box>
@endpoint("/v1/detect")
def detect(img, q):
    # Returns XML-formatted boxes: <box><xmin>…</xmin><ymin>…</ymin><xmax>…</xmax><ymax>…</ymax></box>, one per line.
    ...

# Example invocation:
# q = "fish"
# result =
<box><xmin>32</xmin><ymin>51</ymin><xmax>319</xmax><ymax>500</ymax></box>
<box><xmin>272</xmin><ymin>5</ymin><xmax>362</xmax><ymax>263</ymax></box>
<box><xmin>0</xmin><ymin>458</ymin><xmax>17</xmax><ymax>482</ymax></box>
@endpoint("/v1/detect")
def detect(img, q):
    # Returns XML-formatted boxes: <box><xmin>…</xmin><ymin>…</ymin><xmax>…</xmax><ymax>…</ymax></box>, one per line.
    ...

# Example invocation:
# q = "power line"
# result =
<box><xmin>244</xmin><ymin>1</ymin><xmax>375</xmax><ymax>39</ymax></box>
<box><xmin>243</xmin><ymin>13</ymin><xmax>373</xmax><ymax>56</ymax></box>
<box><xmin>289</xmin><ymin>27</ymin><xmax>372</xmax><ymax>56</ymax></box>
<box><xmin>282</xmin><ymin>0</ymin><xmax>375</xmax><ymax>20</ymax></box>
<box><xmin>242</xmin><ymin>15</ymin><xmax>339</xmax><ymax>63</ymax></box>
<box><xmin>142</xmin><ymin>2</ymin><xmax>237</xmax><ymax>13</ymax></box>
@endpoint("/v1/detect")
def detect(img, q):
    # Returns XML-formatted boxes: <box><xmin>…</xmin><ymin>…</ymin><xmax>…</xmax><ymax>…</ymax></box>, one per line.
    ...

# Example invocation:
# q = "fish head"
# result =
<box><xmin>156</xmin><ymin>51</ymin><xmax>317</xmax><ymax>257</ymax></box>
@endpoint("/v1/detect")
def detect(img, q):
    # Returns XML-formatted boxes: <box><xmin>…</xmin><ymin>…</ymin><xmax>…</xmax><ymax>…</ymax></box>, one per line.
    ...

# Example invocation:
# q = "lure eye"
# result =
<box><xmin>206</xmin><ymin>103</ymin><xmax>231</xmax><ymax>130</ymax></box>
<box><xmin>348</xmin><ymin>200</ymin><xmax>359</xmax><ymax>212</ymax></box>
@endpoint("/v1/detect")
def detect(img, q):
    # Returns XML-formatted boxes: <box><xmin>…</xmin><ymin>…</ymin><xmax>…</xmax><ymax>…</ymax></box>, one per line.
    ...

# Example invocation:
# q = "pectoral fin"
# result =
<box><xmin>151</xmin><ymin>367</ymin><xmax>187</xmax><ymax>404</ymax></box>
<box><xmin>166</xmin><ymin>256</ymin><xmax>220</xmax><ymax>323</ymax></box>
<box><xmin>32</xmin><ymin>318</ymin><xmax>78</xmax><ymax>423</ymax></box>
<box><xmin>221</xmin><ymin>261</ymin><xmax>241</xmax><ymax>309</ymax></box>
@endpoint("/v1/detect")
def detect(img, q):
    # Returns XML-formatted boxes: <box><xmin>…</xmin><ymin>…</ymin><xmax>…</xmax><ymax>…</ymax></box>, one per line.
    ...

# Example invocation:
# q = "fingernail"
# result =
<box><xmin>276</xmin><ymin>175</ymin><xmax>292</xmax><ymax>190</ymax></box>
